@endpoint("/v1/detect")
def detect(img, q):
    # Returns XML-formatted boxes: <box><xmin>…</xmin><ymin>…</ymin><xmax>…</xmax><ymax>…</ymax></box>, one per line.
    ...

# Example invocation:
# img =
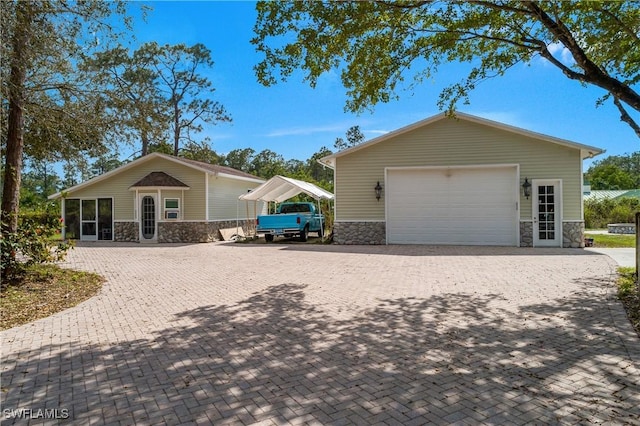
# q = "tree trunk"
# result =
<box><xmin>141</xmin><ymin>129</ymin><xmax>149</xmax><ymax>156</ymax></box>
<box><xmin>2</xmin><ymin>1</ymin><xmax>32</xmax><ymax>236</ymax></box>
<box><xmin>173</xmin><ymin>102</ymin><xmax>180</xmax><ymax>156</ymax></box>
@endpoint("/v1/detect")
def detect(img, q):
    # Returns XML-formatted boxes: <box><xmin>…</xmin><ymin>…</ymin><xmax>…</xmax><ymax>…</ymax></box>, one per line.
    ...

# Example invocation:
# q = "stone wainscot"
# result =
<box><xmin>114</xmin><ymin>220</ymin><xmax>252</xmax><ymax>243</ymax></box>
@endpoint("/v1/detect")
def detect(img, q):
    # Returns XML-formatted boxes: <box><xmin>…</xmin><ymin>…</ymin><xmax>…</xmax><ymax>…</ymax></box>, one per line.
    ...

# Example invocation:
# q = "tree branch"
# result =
<box><xmin>523</xmin><ymin>1</ymin><xmax>640</xmax><ymax>112</ymax></box>
<box><xmin>613</xmin><ymin>97</ymin><xmax>640</xmax><ymax>139</ymax></box>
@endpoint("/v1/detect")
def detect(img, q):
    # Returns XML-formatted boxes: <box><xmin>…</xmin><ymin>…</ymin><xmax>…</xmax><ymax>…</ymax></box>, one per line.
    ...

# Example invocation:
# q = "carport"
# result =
<box><xmin>237</xmin><ymin>175</ymin><xmax>334</xmax><ymax>239</ymax></box>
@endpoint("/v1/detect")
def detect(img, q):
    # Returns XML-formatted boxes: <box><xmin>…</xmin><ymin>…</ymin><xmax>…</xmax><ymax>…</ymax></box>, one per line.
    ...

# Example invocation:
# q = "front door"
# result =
<box><xmin>533</xmin><ymin>180</ymin><xmax>562</xmax><ymax>247</ymax></box>
<box><xmin>81</xmin><ymin>199</ymin><xmax>97</xmax><ymax>241</ymax></box>
<box><xmin>140</xmin><ymin>194</ymin><xmax>157</xmax><ymax>242</ymax></box>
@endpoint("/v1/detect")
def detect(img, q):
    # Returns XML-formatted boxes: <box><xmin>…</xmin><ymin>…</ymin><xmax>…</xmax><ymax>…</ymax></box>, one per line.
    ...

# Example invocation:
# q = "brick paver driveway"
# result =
<box><xmin>2</xmin><ymin>243</ymin><xmax>639</xmax><ymax>425</ymax></box>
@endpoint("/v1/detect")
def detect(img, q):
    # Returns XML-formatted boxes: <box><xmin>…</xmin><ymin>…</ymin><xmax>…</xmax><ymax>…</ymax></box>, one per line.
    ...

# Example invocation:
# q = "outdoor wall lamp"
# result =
<box><xmin>522</xmin><ymin>177</ymin><xmax>532</xmax><ymax>200</ymax></box>
<box><xmin>375</xmin><ymin>181</ymin><xmax>382</xmax><ymax>201</ymax></box>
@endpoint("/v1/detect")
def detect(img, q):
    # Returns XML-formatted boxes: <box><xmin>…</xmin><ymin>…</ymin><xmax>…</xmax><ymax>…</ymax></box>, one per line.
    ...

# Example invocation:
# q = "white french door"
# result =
<box><xmin>533</xmin><ymin>180</ymin><xmax>562</xmax><ymax>247</ymax></box>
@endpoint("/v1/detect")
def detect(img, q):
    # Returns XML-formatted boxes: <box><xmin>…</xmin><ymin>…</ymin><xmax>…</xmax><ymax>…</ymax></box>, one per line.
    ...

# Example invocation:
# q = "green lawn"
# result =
<box><xmin>585</xmin><ymin>232</ymin><xmax>636</xmax><ymax>248</ymax></box>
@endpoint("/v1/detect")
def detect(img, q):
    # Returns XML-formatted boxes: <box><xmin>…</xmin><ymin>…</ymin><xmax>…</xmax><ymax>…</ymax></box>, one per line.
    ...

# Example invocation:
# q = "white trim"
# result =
<box><xmin>49</xmin><ymin>152</ymin><xmax>264</xmax><ymax>200</ymax></box>
<box><xmin>579</xmin><ymin>154</ymin><xmax>584</xmax><ymax>220</ymax></box>
<box><xmin>80</xmin><ymin>199</ymin><xmax>98</xmax><ymax>241</ymax></box>
<box><xmin>532</xmin><ymin>179</ymin><xmax>563</xmax><ymax>248</ymax></box>
<box><xmin>139</xmin><ymin>192</ymin><xmax>158</xmax><ymax>242</ymax></box>
<box><xmin>129</xmin><ymin>186</ymin><xmax>189</xmax><ymax>191</ymax></box>
<box><xmin>163</xmin><ymin>197</ymin><xmax>180</xmax><ymax>220</ymax></box>
<box><xmin>205</xmin><ymin>174</ymin><xmax>210</xmax><ymax>221</ymax></box>
<box><xmin>385</xmin><ymin>164</ymin><xmax>519</xmax><ymax>246</ymax></box>
<box><xmin>385</xmin><ymin>163</ymin><xmax>520</xmax><ymax>172</ymax></box>
<box><xmin>319</xmin><ymin>112</ymin><xmax>604</xmax><ymax>168</ymax></box>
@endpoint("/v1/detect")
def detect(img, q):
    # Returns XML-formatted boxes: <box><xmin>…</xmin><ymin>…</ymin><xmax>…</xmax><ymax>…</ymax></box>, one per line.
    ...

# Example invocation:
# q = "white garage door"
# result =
<box><xmin>387</xmin><ymin>166</ymin><xmax>518</xmax><ymax>245</ymax></box>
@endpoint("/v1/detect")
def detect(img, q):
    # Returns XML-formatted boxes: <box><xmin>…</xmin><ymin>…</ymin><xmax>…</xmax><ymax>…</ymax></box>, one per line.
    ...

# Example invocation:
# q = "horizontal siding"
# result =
<box><xmin>210</xmin><ymin>176</ymin><xmax>266</xmax><ymax>220</ymax></box>
<box><xmin>336</xmin><ymin>119</ymin><xmax>582</xmax><ymax>221</ymax></box>
<box><xmin>66</xmin><ymin>157</ymin><xmax>206</xmax><ymax>221</ymax></box>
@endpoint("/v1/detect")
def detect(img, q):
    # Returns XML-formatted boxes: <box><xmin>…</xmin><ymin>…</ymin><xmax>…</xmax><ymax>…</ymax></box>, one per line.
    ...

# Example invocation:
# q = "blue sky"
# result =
<box><xmin>116</xmin><ymin>1</ymin><xmax>638</xmax><ymax>168</ymax></box>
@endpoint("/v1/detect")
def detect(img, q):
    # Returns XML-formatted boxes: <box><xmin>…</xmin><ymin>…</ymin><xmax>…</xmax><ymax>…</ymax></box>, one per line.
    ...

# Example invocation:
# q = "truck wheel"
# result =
<box><xmin>299</xmin><ymin>225</ymin><xmax>308</xmax><ymax>242</ymax></box>
<box><xmin>318</xmin><ymin>224</ymin><xmax>324</xmax><ymax>238</ymax></box>
<box><xmin>265</xmin><ymin>234</ymin><xmax>274</xmax><ymax>242</ymax></box>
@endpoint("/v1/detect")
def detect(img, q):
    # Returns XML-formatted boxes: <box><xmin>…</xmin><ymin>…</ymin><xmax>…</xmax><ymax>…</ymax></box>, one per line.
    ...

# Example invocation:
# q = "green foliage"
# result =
<box><xmin>180</xmin><ymin>141</ymin><xmax>221</xmax><ymax>164</ymax></box>
<box><xmin>616</xmin><ymin>267</ymin><xmax>639</xmax><ymax>336</ymax></box>
<box><xmin>334</xmin><ymin>125</ymin><xmax>365</xmax><ymax>151</ymax></box>
<box><xmin>253</xmin><ymin>1</ymin><xmax>640</xmax><ymax>136</ymax></box>
<box><xmin>584</xmin><ymin>197</ymin><xmax>640</xmax><ymax>228</ymax></box>
<box><xmin>1</xmin><ymin>210</ymin><xmax>73</xmax><ymax>280</ymax></box>
<box><xmin>1</xmin><ymin>1</ymin><xmax>135</xmax><ymax>164</ymax></box>
<box><xmin>585</xmin><ymin>152</ymin><xmax>640</xmax><ymax>189</ymax></box>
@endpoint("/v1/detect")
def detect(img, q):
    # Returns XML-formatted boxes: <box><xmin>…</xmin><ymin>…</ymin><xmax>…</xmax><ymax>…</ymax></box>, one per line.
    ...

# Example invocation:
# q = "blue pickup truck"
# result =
<box><xmin>256</xmin><ymin>202</ymin><xmax>325</xmax><ymax>242</ymax></box>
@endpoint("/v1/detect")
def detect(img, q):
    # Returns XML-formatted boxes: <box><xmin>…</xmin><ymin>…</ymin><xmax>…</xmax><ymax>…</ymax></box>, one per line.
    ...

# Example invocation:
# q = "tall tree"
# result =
<box><xmin>307</xmin><ymin>146</ymin><xmax>334</xmax><ymax>186</ymax></box>
<box><xmin>180</xmin><ymin>140</ymin><xmax>221</xmax><ymax>164</ymax></box>
<box><xmin>334</xmin><ymin>125</ymin><xmax>365</xmax><ymax>151</ymax></box>
<box><xmin>222</xmin><ymin>148</ymin><xmax>256</xmax><ymax>172</ymax></box>
<box><xmin>253</xmin><ymin>1</ymin><xmax>640</xmax><ymax>138</ymax></box>
<box><xmin>89</xmin><ymin>154</ymin><xmax>124</xmax><ymax>178</ymax></box>
<box><xmin>250</xmin><ymin>149</ymin><xmax>286</xmax><ymax>179</ymax></box>
<box><xmin>137</xmin><ymin>42</ymin><xmax>232</xmax><ymax>156</ymax></box>
<box><xmin>20</xmin><ymin>159</ymin><xmax>61</xmax><ymax>210</ymax></box>
<box><xmin>82</xmin><ymin>46</ymin><xmax>169</xmax><ymax>157</ymax></box>
<box><xmin>585</xmin><ymin>152</ymin><xmax>640</xmax><ymax>188</ymax></box>
<box><xmin>1</xmin><ymin>0</ymin><xmax>132</xmax><ymax>238</ymax></box>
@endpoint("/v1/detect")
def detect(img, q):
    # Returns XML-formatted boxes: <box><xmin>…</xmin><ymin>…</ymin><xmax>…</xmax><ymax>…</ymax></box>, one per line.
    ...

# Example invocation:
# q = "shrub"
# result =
<box><xmin>585</xmin><ymin>197</ymin><xmax>640</xmax><ymax>229</ymax></box>
<box><xmin>1</xmin><ymin>209</ymin><xmax>73</xmax><ymax>281</ymax></box>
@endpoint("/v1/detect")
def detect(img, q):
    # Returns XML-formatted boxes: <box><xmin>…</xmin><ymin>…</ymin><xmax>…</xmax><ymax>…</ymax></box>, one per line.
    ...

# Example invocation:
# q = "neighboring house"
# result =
<box><xmin>319</xmin><ymin>112</ymin><xmax>604</xmax><ymax>248</ymax></box>
<box><xmin>584</xmin><ymin>189</ymin><xmax>640</xmax><ymax>202</ymax></box>
<box><xmin>49</xmin><ymin>153</ymin><xmax>265</xmax><ymax>243</ymax></box>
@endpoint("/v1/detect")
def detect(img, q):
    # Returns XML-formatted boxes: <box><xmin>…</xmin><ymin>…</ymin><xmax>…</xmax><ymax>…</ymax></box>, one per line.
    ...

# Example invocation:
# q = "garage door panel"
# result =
<box><xmin>387</xmin><ymin>167</ymin><xmax>517</xmax><ymax>245</ymax></box>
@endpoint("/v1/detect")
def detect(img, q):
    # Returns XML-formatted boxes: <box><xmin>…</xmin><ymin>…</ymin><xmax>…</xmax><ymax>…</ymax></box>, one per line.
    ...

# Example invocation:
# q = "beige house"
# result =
<box><xmin>49</xmin><ymin>153</ymin><xmax>265</xmax><ymax>243</ymax></box>
<box><xmin>319</xmin><ymin>112</ymin><xmax>604</xmax><ymax>247</ymax></box>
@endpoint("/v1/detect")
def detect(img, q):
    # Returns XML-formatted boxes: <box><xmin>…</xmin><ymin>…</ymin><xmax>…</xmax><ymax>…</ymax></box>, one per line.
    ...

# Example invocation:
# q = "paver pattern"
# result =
<box><xmin>1</xmin><ymin>242</ymin><xmax>639</xmax><ymax>425</ymax></box>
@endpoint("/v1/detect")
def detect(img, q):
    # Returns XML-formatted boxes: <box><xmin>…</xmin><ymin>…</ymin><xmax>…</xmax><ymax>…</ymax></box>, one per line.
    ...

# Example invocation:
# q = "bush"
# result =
<box><xmin>585</xmin><ymin>198</ymin><xmax>640</xmax><ymax>229</ymax></box>
<box><xmin>1</xmin><ymin>210</ymin><xmax>73</xmax><ymax>281</ymax></box>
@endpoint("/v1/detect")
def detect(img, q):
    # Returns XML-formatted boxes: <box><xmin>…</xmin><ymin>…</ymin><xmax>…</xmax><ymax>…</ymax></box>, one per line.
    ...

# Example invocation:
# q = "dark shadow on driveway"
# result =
<box><xmin>229</xmin><ymin>242</ymin><xmax>609</xmax><ymax>259</ymax></box>
<box><xmin>2</xmin><ymin>278</ymin><xmax>638</xmax><ymax>424</ymax></box>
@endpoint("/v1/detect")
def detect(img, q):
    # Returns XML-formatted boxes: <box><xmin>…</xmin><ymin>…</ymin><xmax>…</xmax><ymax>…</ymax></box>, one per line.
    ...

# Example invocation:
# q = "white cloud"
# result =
<box><xmin>265</xmin><ymin>124</ymin><xmax>347</xmax><ymax>138</ymax></box>
<box><xmin>547</xmin><ymin>42</ymin><xmax>573</xmax><ymax>63</ymax></box>
<box><xmin>365</xmin><ymin>129</ymin><xmax>390</xmax><ymax>136</ymax></box>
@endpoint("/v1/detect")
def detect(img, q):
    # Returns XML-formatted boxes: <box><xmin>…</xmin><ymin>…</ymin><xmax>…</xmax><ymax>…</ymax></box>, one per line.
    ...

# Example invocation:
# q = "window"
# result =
<box><xmin>164</xmin><ymin>198</ymin><xmax>180</xmax><ymax>220</ymax></box>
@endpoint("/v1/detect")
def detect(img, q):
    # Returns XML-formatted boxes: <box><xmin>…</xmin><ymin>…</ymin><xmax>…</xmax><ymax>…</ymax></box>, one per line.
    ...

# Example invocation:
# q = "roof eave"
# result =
<box><xmin>214</xmin><ymin>172</ymin><xmax>265</xmax><ymax>184</ymax></box>
<box><xmin>324</xmin><ymin>112</ymin><xmax>605</xmax><ymax>161</ymax></box>
<box><xmin>129</xmin><ymin>186</ymin><xmax>190</xmax><ymax>191</ymax></box>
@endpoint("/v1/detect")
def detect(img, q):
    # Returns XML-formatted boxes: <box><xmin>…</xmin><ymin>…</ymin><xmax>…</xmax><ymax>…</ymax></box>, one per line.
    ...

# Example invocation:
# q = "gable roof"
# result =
<box><xmin>130</xmin><ymin>171</ymin><xmax>189</xmax><ymax>189</ymax></box>
<box><xmin>239</xmin><ymin>175</ymin><xmax>334</xmax><ymax>202</ymax></box>
<box><xmin>49</xmin><ymin>152</ymin><xmax>264</xmax><ymax>200</ymax></box>
<box><xmin>319</xmin><ymin>112</ymin><xmax>605</xmax><ymax>168</ymax></box>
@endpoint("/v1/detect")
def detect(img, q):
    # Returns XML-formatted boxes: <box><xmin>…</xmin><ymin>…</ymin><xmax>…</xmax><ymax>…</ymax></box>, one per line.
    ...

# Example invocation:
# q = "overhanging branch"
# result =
<box><xmin>613</xmin><ymin>97</ymin><xmax>640</xmax><ymax>139</ymax></box>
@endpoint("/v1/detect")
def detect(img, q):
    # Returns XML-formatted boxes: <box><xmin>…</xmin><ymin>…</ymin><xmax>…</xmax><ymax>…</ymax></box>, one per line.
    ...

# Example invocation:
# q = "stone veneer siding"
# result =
<box><xmin>520</xmin><ymin>221</ymin><xmax>533</xmax><ymax>247</ymax></box>
<box><xmin>158</xmin><ymin>220</ymin><xmax>251</xmax><ymax>243</ymax></box>
<box><xmin>114</xmin><ymin>222</ymin><xmax>139</xmax><ymax>242</ymax></box>
<box><xmin>333</xmin><ymin>221</ymin><xmax>386</xmax><ymax>245</ymax></box>
<box><xmin>334</xmin><ymin>219</ymin><xmax>584</xmax><ymax>247</ymax></box>
<box><xmin>563</xmin><ymin>221</ymin><xmax>585</xmax><ymax>248</ymax></box>
<box><xmin>113</xmin><ymin>220</ymin><xmax>251</xmax><ymax>243</ymax></box>
<box><xmin>522</xmin><ymin>220</ymin><xmax>584</xmax><ymax>248</ymax></box>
